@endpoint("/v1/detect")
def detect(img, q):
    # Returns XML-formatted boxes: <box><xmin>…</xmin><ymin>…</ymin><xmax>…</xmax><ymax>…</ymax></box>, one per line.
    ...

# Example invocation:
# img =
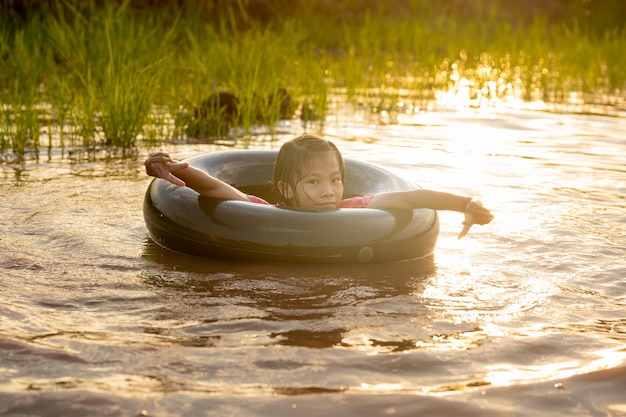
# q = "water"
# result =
<box><xmin>1</xmin><ymin>108</ymin><xmax>625</xmax><ymax>416</ymax></box>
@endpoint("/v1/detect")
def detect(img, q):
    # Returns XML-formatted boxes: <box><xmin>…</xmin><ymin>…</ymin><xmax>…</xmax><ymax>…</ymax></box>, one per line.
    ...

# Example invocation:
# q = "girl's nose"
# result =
<box><xmin>321</xmin><ymin>183</ymin><xmax>335</xmax><ymax>196</ymax></box>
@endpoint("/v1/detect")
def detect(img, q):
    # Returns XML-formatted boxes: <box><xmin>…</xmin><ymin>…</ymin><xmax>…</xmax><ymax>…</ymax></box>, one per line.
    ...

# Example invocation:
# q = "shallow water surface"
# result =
<box><xmin>1</xmin><ymin>108</ymin><xmax>625</xmax><ymax>416</ymax></box>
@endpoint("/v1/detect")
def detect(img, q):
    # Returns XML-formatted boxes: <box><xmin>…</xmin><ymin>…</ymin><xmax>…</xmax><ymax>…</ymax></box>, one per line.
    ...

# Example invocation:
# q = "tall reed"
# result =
<box><xmin>167</xmin><ymin>11</ymin><xmax>304</xmax><ymax>139</ymax></box>
<box><xmin>46</xmin><ymin>0</ymin><xmax>173</xmax><ymax>149</ymax></box>
<box><xmin>0</xmin><ymin>21</ymin><xmax>44</xmax><ymax>155</ymax></box>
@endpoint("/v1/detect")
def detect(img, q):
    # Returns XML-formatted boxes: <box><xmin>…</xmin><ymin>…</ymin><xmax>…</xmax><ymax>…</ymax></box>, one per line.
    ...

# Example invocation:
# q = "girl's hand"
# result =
<box><xmin>144</xmin><ymin>152</ymin><xmax>188</xmax><ymax>187</ymax></box>
<box><xmin>457</xmin><ymin>200</ymin><xmax>494</xmax><ymax>239</ymax></box>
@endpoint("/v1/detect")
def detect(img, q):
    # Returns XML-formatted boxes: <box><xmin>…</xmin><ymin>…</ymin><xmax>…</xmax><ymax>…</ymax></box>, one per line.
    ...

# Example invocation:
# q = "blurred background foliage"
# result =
<box><xmin>5</xmin><ymin>0</ymin><xmax>625</xmax><ymax>33</ymax></box>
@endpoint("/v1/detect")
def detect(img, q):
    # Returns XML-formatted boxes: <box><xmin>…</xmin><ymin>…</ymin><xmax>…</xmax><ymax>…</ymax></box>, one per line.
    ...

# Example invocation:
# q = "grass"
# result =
<box><xmin>0</xmin><ymin>0</ymin><xmax>625</xmax><ymax>158</ymax></box>
<box><xmin>45</xmin><ymin>1</ymin><xmax>173</xmax><ymax>149</ymax></box>
<box><xmin>0</xmin><ymin>20</ymin><xmax>45</xmax><ymax>154</ymax></box>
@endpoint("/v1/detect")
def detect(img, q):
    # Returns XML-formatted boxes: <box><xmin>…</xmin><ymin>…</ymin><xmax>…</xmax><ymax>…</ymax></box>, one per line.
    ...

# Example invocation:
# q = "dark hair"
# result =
<box><xmin>274</xmin><ymin>134</ymin><xmax>345</xmax><ymax>206</ymax></box>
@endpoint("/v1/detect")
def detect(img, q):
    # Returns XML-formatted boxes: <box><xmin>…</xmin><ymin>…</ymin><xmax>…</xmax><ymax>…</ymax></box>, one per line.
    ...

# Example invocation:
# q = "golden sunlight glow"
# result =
<box><xmin>484</xmin><ymin>347</ymin><xmax>626</xmax><ymax>387</ymax></box>
<box><xmin>360</xmin><ymin>382</ymin><xmax>406</xmax><ymax>392</ymax></box>
<box><xmin>352</xmin><ymin>347</ymin><xmax>626</xmax><ymax>396</ymax></box>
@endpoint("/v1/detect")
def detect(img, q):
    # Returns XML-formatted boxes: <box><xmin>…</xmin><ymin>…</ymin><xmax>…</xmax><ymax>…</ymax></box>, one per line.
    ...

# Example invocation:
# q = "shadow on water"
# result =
<box><xmin>140</xmin><ymin>237</ymin><xmax>437</xmax><ymax>286</ymax></box>
<box><xmin>140</xmin><ymin>238</ymin><xmax>438</xmax><ymax>350</ymax></box>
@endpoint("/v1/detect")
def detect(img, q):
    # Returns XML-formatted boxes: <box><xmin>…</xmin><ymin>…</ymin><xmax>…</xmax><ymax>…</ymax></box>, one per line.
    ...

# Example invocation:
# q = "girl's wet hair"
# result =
<box><xmin>274</xmin><ymin>134</ymin><xmax>345</xmax><ymax>206</ymax></box>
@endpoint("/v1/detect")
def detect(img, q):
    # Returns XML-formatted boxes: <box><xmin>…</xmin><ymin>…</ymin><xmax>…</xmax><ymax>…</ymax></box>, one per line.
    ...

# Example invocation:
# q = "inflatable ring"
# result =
<box><xmin>143</xmin><ymin>150</ymin><xmax>439</xmax><ymax>263</ymax></box>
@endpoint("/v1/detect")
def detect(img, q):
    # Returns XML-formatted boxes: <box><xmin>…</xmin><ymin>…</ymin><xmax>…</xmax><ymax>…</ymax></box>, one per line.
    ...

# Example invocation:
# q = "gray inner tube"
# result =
<box><xmin>143</xmin><ymin>150</ymin><xmax>439</xmax><ymax>263</ymax></box>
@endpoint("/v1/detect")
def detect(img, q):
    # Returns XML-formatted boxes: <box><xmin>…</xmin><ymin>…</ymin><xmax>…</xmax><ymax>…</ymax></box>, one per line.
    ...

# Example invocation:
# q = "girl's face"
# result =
<box><xmin>283</xmin><ymin>151</ymin><xmax>344</xmax><ymax>209</ymax></box>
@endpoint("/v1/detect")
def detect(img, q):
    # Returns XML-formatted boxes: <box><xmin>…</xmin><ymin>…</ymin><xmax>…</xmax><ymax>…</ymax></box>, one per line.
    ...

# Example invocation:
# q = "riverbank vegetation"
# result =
<box><xmin>1</xmin><ymin>0</ymin><xmax>625</xmax><ymax>157</ymax></box>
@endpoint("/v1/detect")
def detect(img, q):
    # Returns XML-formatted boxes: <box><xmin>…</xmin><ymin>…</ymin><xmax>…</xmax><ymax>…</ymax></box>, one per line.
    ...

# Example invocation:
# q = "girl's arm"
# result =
<box><xmin>367</xmin><ymin>189</ymin><xmax>473</xmax><ymax>212</ymax></box>
<box><xmin>367</xmin><ymin>189</ymin><xmax>494</xmax><ymax>239</ymax></box>
<box><xmin>144</xmin><ymin>152</ymin><xmax>250</xmax><ymax>201</ymax></box>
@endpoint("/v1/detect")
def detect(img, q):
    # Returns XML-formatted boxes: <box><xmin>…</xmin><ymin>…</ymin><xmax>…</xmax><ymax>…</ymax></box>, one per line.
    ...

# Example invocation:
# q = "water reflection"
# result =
<box><xmin>141</xmin><ymin>238</ymin><xmax>439</xmax><ymax>353</ymax></box>
<box><xmin>141</xmin><ymin>238</ymin><xmax>437</xmax><ymax>284</ymax></box>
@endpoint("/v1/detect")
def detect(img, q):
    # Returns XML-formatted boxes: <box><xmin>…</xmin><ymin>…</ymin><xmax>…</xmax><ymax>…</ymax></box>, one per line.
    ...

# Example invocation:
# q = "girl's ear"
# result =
<box><xmin>277</xmin><ymin>181</ymin><xmax>293</xmax><ymax>199</ymax></box>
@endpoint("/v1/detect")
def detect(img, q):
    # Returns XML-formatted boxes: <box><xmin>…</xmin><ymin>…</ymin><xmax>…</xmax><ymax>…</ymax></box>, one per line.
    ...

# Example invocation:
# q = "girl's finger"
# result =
<box><xmin>165</xmin><ymin>173</ymin><xmax>185</xmax><ymax>187</ymax></box>
<box><xmin>458</xmin><ymin>222</ymin><xmax>472</xmax><ymax>239</ymax></box>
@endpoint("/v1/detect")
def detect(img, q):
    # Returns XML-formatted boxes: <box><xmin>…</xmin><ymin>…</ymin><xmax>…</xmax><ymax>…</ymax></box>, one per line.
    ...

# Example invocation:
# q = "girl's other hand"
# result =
<box><xmin>144</xmin><ymin>152</ymin><xmax>188</xmax><ymax>187</ymax></box>
<box><xmin>457</xmin><ymin>200</ymin><xmax>494</xmax><ymax>239</ymax></box>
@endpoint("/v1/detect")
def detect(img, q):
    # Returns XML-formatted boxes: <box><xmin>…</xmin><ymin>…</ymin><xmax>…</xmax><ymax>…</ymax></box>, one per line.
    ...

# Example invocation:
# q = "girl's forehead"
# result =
<box><xmin>302</xmin><ymin>151</ymin><xmax>340</xmax><ymax>174</ymax></box>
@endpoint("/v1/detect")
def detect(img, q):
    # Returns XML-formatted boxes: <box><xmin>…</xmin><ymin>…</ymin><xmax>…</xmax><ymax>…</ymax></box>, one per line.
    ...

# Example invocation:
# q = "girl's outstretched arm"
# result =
<box><xmin>144</xmin><ymin>152</ymin><xmax>250</xmax><ymax>201</ymax></box>
<box><xmin>367</xmin><ymin>189</ymin><xmax>494</xmax><ymax>239</ymax></box>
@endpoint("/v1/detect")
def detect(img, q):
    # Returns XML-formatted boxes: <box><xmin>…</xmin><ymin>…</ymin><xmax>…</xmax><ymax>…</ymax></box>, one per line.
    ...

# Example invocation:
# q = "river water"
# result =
<box><xmin>1</xmin><ymin>107</ymin><xmax>625</xmax><ymax>416</ymax></box>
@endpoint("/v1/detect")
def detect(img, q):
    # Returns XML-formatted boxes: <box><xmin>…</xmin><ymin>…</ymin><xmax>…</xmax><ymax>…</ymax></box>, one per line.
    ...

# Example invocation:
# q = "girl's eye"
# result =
<box><xmin>307</xmin><ymin>179</ymin><xmax>318</xmax><ymax>185</ymax></box>
<box><xmin>333</xmin><ymin>178</ymin><xmax>342</xmax><ymax>183</ymax></box>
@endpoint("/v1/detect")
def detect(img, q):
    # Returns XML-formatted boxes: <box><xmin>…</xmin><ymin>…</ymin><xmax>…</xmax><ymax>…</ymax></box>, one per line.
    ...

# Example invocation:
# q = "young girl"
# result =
<box><xmin>144</xmin><ymin>134</ymin><xmax>494</xmax><ymax>239</ymax></box>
